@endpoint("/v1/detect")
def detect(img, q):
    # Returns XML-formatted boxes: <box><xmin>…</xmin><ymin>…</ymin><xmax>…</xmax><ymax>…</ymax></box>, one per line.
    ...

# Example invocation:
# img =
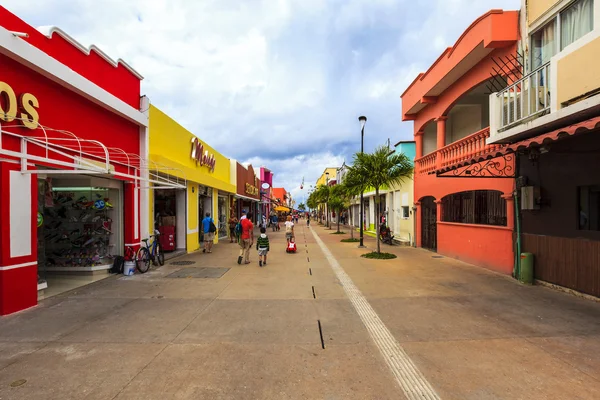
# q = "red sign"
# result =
<box><xmin>190</xmin><ymin>137</ymin><xmax>216</xmax><ymax>172</ymax></box>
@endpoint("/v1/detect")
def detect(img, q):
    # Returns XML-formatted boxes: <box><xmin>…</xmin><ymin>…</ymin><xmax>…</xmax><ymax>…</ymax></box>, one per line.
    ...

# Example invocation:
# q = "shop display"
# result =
<box><xmin>41</xmin><ymin>188</ymin><xmax>116</xmax><ymax>268</ymax></box>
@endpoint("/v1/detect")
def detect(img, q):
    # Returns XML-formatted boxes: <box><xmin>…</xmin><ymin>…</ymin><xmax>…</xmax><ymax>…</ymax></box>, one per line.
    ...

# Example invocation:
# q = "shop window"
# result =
<box><xmin>578</xmin><ymin>185</ymin><xmax>600</xmax><ymax>231</ymax></box>
<box><xmin>442</xmin><ymin>190</ymin><xmax>507</xmax><ymax>226</ymax></box>
<box><xmin>402</xmin><ymin>206</ymin><xmax>410</xmax><ymax>219</ymax></box>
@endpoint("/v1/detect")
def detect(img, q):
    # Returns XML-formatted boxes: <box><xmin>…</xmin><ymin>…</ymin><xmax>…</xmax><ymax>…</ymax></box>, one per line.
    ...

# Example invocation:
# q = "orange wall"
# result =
<box><xmin>412</xmin><ymin>45</ymin><xmax>517</xmax><ymax>135</ymax></box>
<box><xmin>402</xmin><ymin>10</ymin><xmax>518</xmax><ymax>118</ymax></box>
<box><xmin>437</xmin><ymin>222</ymin><xmax>514</xmax><ymax>274</ymax></box>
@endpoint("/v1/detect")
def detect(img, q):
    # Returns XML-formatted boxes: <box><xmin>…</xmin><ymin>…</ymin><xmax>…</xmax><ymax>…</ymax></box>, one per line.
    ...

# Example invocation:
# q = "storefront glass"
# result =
<box><xmin>37</xmin><ymin>176</ymin><xmax>122</xmax><ymax>293</ymax></box>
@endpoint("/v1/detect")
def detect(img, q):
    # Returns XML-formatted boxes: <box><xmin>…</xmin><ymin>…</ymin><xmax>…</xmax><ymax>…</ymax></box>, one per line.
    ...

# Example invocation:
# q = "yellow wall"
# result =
<box><xmin>316</xmin><ymin>168</ymin><xmax>338</xmax><ymax>186</ymax></box>
<box><xmin>149</xmin><ymin>106</ymin><xmax>236</xmax><ymax>194</ymax></box>
<box><xmin>557</xmin><ymin>35</ymin><xmax>600</xmax><ymax>107</ymax></box>
<box><xmin>186</xmin><ymin>181</ymin><xmax>200</xmax><ymax>251</ymax></box>
<box><xmin>527</xmin><ymin>0</ymin><xmax>560</xmax><ymax>24</ymax></box>
<box><xmin>149</xmin><ymin>105</ymin><xmax>235</xmax><ymax>252</ymax></box>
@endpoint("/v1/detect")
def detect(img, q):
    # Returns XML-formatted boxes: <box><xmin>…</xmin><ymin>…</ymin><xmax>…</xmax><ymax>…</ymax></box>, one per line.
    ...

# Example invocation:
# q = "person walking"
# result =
<box><xmin>256</xmin><ymin>226</ymin><xmax>270</xmax><ymax>267</ymax></box>
<box><xmin>238</xmin><ymin>212</ymin><xmax>254</xmax><ymax>264</ymax></box>
<box><xmin>270</xmin><ymin>213</ymin><xmax>278</xmax><ymax>232</ymax></box>
<box><xmin>202</xmin><ymin>212</ymin><xmax>215</xmax><ymax>253</ymax></box>
<box><xmin>306</xmin><ymin>212</ymin><xmax>310</xmax><ymax>227</ymax></box>
<box><xmin>284</xmin><ymin>215</ymin><xmax>294</xmax><ymax>244</ymax></box>
<box><xmin>228</xmin><ymin>214</ymin><xmax>238</xmax><ymax>243</ymax></box>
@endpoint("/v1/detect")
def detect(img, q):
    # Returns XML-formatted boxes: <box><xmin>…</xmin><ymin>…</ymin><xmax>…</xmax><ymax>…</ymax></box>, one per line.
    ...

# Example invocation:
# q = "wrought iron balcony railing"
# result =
<box><xmin>497</xmin><ymin>61</ymin><xmax>551</xmax><ymax>130</ymax></box>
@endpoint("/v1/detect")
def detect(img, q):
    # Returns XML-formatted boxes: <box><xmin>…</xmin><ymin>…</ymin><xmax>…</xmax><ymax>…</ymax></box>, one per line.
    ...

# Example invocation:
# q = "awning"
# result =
<box><xmin>274</xmin><ymin>205</ymin><xmax>291</xmax><ymax>212</ymax></box>
<box><xmin>437</xmin><ymin>116</ymin><xmax>600</xmax><ymax>175</ymax></box>
<box><xmin>235</xmin><ymin>194</ymin><xmax>260</xmax><ymax>202</ymax></box>
<box><xmin>0</xmin><ymin>118</ymin><xmax>186</xmax><ymax>189</ymax></box>
<box><xmin>506</xmin><ymin>115</ymin><xmax>600</xmax><ymax>152</ymax></box>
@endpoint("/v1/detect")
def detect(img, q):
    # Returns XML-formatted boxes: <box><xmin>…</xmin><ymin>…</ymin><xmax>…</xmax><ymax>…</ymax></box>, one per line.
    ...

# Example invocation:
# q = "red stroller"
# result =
<box><xmin>286</xmin><ymin>237</ymin><xmax>297</xmax><ymax>253</ymax></box>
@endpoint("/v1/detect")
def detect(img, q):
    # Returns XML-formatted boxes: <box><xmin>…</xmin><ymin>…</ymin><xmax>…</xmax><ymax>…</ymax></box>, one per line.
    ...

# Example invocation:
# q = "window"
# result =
<box><xmin>402</xmin><ymin>206</ymin><xmax>410</xmax><ymax>219</ymax></box>
<box><xmin>532</xmin><ymin>20</ymin><xmax>557</xmax><ymax>69</ymax></box>
<box><xmin>442</xmin><ymin>190</ymin><xmax>507</xmax><ymax>226</ymax></box>
<box><xmin>530</xmin><ymin>0</ymin><xmax>593</xmax><ymax>71</ymax></box>
<box><xmin>561</xmin><ymin>0</ymin><xmax>594</xmax><ymax>49</ymax></box>
<box><xmin>578</xmin><ymin>185</ymin><xmax>600</xmax><ymax>230</ymax></box>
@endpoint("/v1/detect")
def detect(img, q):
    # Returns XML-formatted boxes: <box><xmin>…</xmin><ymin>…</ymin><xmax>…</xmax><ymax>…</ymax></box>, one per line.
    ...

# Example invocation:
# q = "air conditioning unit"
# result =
<box><xmin>521</xmin><ymin>186</ymin><xmax>541</xmax><ymax>210</ymax></box>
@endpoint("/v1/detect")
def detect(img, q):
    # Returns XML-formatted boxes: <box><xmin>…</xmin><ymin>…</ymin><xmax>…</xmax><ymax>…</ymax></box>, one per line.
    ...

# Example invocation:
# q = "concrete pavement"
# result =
<box><xmin>0</xmin><ymin>223</ymin><xmax>599</xmax><ymax>399</ymax></box>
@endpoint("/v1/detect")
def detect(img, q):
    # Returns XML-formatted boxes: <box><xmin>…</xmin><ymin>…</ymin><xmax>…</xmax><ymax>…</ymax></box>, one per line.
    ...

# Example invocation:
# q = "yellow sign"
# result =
<box><xmin>245</xmin><ymin>183</ymin><xmax>258</xmax><ymax>196</ymax></box>
<box><xmin>0</xmin><ymin>81</ymin><xmax>39</xmax><ymax>129</ymax></box>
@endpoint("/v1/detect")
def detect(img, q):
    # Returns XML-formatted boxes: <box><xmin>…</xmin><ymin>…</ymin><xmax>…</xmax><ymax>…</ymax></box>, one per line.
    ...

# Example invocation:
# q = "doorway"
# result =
<box><xmin>421</xmin><ymin>196</ymin><xmax>437</xmax><ymax>251</ymax></box>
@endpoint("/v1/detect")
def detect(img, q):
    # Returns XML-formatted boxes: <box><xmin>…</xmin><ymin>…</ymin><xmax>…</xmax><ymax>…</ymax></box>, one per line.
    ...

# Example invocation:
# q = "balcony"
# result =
<box><xmin>415</xmin><ymin>127</ymin><xmax>506</xmax><ymax>175</ymax></box>
<box><xmin>496</xmin><ymin>62</ymin><xmax>551</xmax><ymax>131</ymax></box>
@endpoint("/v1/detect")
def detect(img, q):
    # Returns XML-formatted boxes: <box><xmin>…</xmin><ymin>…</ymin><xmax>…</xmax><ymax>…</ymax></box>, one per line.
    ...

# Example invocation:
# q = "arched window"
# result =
<box><xmin>442</xmin><ymin>190</ymin><xmax>507</xmax><ymax>226</ymax></box>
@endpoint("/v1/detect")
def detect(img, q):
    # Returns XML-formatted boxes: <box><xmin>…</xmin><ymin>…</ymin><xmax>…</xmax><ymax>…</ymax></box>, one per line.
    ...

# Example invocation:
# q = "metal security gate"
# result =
<box><xmin>421</xmin><ymin>196</ymin><xmax>437</xmax><ymax>251</ymax></box>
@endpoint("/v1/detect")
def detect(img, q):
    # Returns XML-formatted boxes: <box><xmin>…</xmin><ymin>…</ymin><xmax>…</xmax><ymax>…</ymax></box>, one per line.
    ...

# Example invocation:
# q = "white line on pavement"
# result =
<box><xmin>310</xmin><ymin>228</ymin><xmax>441</xmax><ymax>400</ymax></box>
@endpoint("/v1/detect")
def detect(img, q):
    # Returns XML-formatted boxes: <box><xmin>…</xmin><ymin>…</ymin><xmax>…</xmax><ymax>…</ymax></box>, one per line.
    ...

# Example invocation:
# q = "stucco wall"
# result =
<box><xmin>556</xmin><ymin>34</ymin><xmax>600</xmax><ymax>107</ymax></box>
<box><xmin>437</xmin><ymin>222</ymin><xmax>514</xmax><ymax>274</ymax></box>
<box><xmin>527</xmin><ymin>0</ymin><xmax>560</xmax><ymax>24</ymax></box>
<box><xmin>447</xmin><ymin>104</ymin><xmax>483</xmax><ymax>144</ymax></box>
<box><xmin>423</xmin><ymin>123</ymin><xmax>437</xmax><ymax>155</ymax></box>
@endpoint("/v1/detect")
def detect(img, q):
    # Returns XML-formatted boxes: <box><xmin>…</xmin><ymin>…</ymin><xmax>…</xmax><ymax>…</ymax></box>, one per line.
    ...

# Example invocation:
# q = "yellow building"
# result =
<box><xmin>148</xmin><ymin>105</ymin><xmax>236</xmax><ymax>253</ymax></box>
<box><xmin>315</xmin><ymin>167</ymin><xmax>338</xmax><ymax>186</ymax></box>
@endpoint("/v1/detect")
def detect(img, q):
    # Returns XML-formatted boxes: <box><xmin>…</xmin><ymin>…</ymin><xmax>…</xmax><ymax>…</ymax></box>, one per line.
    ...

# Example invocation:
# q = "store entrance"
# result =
<box><xmin>198</xmin><ymin>186</ymin><xmax>213</xmax><ymax>244</ymax></box>
<box><xmin>154</xmin><ymin>189</ymin><xmax>186</xmax><ymax>253</ymax></box>
<box><xmin>37</xmin><ymin>175</ymin><xmax>123</xmax><ymax>299</ymax></box>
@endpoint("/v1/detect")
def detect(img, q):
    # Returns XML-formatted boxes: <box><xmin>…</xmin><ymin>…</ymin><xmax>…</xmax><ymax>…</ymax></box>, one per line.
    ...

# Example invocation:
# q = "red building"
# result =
<box><xmin>401</xmin><ymin>10</ymin><xmax>519</xmax><ymax>274</ymax></box>
<box><xmin>0</xmin><ymin>7</ymin><xmax>170</xmax><ymax>315</ymax></box>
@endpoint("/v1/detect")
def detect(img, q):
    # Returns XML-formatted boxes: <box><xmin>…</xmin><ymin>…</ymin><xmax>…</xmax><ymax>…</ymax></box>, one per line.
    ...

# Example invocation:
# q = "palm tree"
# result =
<box><xmin>298</xmin><ymin>203</ymin><xmax>306</xmax><ymax>211</ymax></box>
<box><xmin>329</xmin><ymin>185</ymin><xmax>346</xmax><ymax>233</ymax></box>
<box><xmin>313</xmin><ymin>185</ymin><xmax>331</xmax><ymax>228</ymax></box>
<box><xmin>345</xmin><ymin>146</ymin><xmax>413</xmax><ymax>253</ymax></box>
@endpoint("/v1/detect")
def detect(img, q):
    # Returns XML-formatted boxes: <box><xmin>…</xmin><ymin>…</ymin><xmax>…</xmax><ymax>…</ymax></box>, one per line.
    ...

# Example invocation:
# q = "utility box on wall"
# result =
<box><xmin>521</xmin><ymin>186</ymin><xmax>541</xmax><ymax>210</ymax></box>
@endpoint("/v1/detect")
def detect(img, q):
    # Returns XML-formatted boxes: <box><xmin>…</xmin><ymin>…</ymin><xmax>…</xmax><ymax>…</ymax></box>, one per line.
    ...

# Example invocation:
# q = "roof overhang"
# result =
<box><xmin>435</xmin><ymin>116</ymin><xmax>600</xmax><ymax>176</ymax></box>
<box><xmin>401</xmin><ymin>10</ymin><xmax>518</xmax><ymax>120</ymax></box>
<box><xmin>0</xmin><ymin>25</ymin><xmax>147</xmax><ymax>127</ymax></box>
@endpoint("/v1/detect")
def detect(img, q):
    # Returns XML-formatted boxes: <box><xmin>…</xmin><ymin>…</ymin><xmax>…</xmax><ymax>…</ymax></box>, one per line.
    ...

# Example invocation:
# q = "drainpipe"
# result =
<box><xmin>514</xmin><ymin>152</ymin><xmax>522</xmax><ymax>280</ymax></box>
<box><xmin>412</xmin><ymin>206</ymin><xmax>417</xmax><ymax>247</ymax></box>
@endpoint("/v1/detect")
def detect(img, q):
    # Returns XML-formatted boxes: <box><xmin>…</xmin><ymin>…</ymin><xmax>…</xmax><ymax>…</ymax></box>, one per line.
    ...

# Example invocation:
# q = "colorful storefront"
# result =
<box><xmin>148</xmin><ymin>106</ymin><xmax>235</xmax><ymax>252</ymax></box>
<box><xmin>259</xmin><ymin>167</ymin><xmax>273</xmax><ymax>219</ymax></box>
<box><xmin>234</xmin><ymin>162</ymin><xmax>260</xmax><ymax>219</ymax></box>
<box><xmin>0</xmin><ymin>7</ymin><xmax>171</xmax><ymax>315</ymax></box>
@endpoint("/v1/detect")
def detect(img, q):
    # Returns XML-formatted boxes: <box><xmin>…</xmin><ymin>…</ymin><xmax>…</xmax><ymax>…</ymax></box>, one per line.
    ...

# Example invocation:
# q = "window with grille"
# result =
<box><xmin>442</xmin><ymin>190</ymin><xmax>507</xmax><ymax>226</ymax></box>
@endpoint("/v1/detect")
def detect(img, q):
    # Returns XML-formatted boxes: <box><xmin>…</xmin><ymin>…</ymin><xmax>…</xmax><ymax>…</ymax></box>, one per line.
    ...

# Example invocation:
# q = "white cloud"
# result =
<box><xmin>2</xmin><ymin>0</ymin><xmax>520</xmax><ymax>191</ymax></box>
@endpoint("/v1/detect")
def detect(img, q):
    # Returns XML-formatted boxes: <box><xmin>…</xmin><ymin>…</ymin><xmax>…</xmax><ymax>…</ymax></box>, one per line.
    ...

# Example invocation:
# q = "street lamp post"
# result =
<box><xmin>358</xmin><ymin>116</ymin><xmax>367</xmax><ymax>248</ymax></box>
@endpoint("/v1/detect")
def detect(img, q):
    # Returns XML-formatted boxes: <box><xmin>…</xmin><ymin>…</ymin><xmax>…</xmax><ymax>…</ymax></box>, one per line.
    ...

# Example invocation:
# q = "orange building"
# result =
<box><xmin>401</xmin><ymin>10</ymin><xmax>519</xmax><ymax>274</ymax></box>
<box><xmin>271</xmin><ymin>188</ymin><xmax>289</xmax><ymax>208</ymax></box>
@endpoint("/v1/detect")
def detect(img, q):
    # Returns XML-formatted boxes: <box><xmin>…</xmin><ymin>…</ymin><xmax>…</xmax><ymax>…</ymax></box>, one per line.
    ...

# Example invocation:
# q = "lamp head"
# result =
<box><xmin>358</xmin><ymin>116</ymin><xmax>367</xmax><ymax>130</ymax></box>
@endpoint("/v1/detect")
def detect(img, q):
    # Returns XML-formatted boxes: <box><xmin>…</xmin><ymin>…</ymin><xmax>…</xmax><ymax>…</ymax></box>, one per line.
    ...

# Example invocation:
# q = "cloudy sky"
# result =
<box><xmin>5</xmin><ymin>0</ymin><xmax>520</xmax><ymax>204</ymax></box>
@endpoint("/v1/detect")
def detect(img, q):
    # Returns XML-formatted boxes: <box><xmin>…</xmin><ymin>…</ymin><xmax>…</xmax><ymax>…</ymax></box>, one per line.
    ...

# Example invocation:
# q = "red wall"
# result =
<box><xmin>437</xmin><ymin>222</ymin><xmax>514</xmax><ymax>274</ymax></box>
<box><xmin>0</xmin><ymin>53</ymin><xmax>140</xmax><ymax>155</ymax></box>
<box><xmin>0</xmin><ymin>163</ymin><xmax>39</xmax><ymax>315</ymax></box>
<box><xmin>0</xmin><ymin>6</ymin><xmax>141</xmax><ymax>108</ymax></box>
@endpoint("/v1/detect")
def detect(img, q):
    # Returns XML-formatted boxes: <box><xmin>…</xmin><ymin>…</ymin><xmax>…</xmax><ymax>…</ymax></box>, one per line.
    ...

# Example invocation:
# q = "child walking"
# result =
<box><xmin>256</xmin><ymin>227</ymin><xmax>270</xmax><ymax>267</ymax></box>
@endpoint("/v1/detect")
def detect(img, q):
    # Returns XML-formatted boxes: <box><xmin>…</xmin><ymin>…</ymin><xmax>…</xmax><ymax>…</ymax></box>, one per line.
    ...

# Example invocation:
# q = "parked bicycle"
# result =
<box><xmin>136</xmin><ymin>230</ymin><xmax>164</xmax><ymax>273</ymax></box>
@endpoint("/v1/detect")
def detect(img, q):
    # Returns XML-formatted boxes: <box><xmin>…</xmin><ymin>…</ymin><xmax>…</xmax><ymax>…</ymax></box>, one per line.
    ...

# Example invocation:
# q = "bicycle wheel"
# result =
<box><xmin>156</xmin><ymin>243</ymin><xmax>165</xmax><ymax>266</ymax></box>
<box><xmin>136</xmin><ymin>247</ymin><xmax>151</xmax><ymax>273</ymax></box>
